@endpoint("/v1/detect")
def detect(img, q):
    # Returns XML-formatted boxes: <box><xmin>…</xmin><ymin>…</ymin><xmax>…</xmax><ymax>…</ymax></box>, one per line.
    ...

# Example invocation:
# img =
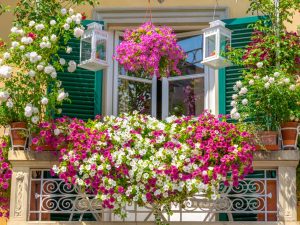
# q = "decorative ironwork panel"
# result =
<box><xmin>29</xmin><ymin>169</ymin><xmax>278</xmax><ymax>222</ymax></box>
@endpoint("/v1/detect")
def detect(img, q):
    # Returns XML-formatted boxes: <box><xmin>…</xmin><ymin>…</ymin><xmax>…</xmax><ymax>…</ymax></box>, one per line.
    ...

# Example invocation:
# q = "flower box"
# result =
<box><xmin>254</xmin><ymin>131</ymin><xmax>279</xmax><ymax>151</ymax></box>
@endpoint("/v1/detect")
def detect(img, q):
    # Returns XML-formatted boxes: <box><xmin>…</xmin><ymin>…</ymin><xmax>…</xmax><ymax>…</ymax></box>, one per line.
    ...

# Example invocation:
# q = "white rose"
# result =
<box><xmin>289</xmin><ymin>85</ymin><xmax>296</xmax><ymax>91</ymax></box>
<box><xmin>19</xmin><ymin>45</ymin><xmax>25</xmax><ymax>51</ymax></box>
<box><xmin>239</xmin><ymin>87</ymin><xmax>248</xmax><ymax>95</ymax></box>
<box><xmin>74</xmin><ymin>27</ymin><xmax>84</xmax><ymax>38</ymax></box>
<box><xmin>256</xmin><ymin>62</ymin><xmax>263</xmax><ymax>68</ymax></box>
<box><xmin>242</xmin><ymin>99</ymin><xmax>248</xmax><ymax>105</ymax></box>
<box><xmin>249</xmin><ymin>80</ymin><xmax>254</xmax><ymax>85</ymax></box>
<box><xmin>28</xmin><ymin>70</ymin><xmax>36</xmax><ymax>77</ymax></box>
<box><xmin>274</xmin><ymin>72</ymin><xmax>280</xmax><ymax>77</ymax></box>
<box><xmin>67</xmin><ymin>66</ymin><xmax>76</xmax><ymax>73</ymax></box>
<box><xmin>231</xmin><ymin>112</ymin><xmax>241</xmax><ymax>120</ymax></box>
<box><xmin>66</xmin><ymin>46</ymin><xmax>72</xmax><ymax>54</ymax></box>
<box><xmin>3</xmin><ymin>52</ymin><xmax>10</xmax><ymax>60</ymax></box>
<box><xmin>75</xmin><ymin>19</ymin><xmax>81</xmax><ymax>25</ymax></box>
<box><xmin>51</xmin><ymin>72</ymin><xmax>57</xmax><ymax>79</ymax></box>
<box><xmin>40</xmin><ymin>42</ymin><xmax>46</xmax><ymax>49</ymax></box>
<box><xmin>66</xmin><ymin>17</ymin><xmax>72</xmax><ymax>24</ymax></box>
<box><xmin>37</xmin><ymin>64</ymin><xmax>44</xmax><ymax>71</ymax></box>
<box><xmin>31</xmin><ymin>116</ymin><xmax>39</xmax><ymax>124</ymax></box>
<box><xmin>11</xmin><ymin>41</ymin><xmax>19</xmax><ymax>48</ymax></box>
<box><xmin>44</xmin><ymin>65</ymin><xmax>54</xmax><ymax>74</ymax></box>
<box><xmin>61</xmin><ymin>8</ymin><xmax>67</xmax><ymax>15</ymax></box>
<box><xmin>50</xmin><ymin>20</ymin><xmax>56</xmax><ymax>26</ymax></box>
<box><xmin>68</xmin><ymin>60</ymin><xmax>76</xmax><ymax>67</ymax></box>
<box><xmin>59</xmin><ymin>58</ymin><xmax>66</xmax><ymax>65</ymax></box>
<box><xmin>57</xmin><ymin>92</ymin><xmax>67</xmax><ymax>101</ymax></box>
<box><xmin>235</xmin><ymin>80</ymin><xmax>243</xmax><ymax>88</ymax></box>
<box><xmin>71</xmin><ymin>15</ymin><xmax>77</xmax><ymax>21</ymax></box>
<box><xmin>54</xmin><ymin>128</ymin><xmax>61</xmax><ymax>136</ymax></box>
<box><xmin>42</xmin><ymin>36</ymin><xmax>49</xmax><ymax>41</ymax></box>
<box><xmin>76</xmin><ymin>13</ymin><xmax>82</xmax><ymax>20</ymax></box>
<box><xmin>264</xmin><ymin>82</ymin><xmax>270</xmax><ymax>89</ymax></box>
<box><xmin>41</xmin><ymin>97</ymin><xmax>49</xmax><ymax>105</ymax></box>
<box><xmin>284</xmin><ymin>78</ymin><xmax>290</xmax><ymax>84</ymax></box>
<box><xmin>254</xmin><ymin>75</ymin><xmax>259</xmax><ymax>80</ymax></box>
<box><xmin>269</xmin><ymin>77</ymin><xmax>275</xmax><ymax>84</ymax></box>
<box><xmin>6</xmin><ymin>100</ymin><xmax>13</xmax><ymax>108</ymax></box>
<box><xmin>29</xmin><ymin>21</ymin><xmax>35</xmax><ymax>27</ymax></box>
<box><xmin>35</xmin><ymin>24</ymin><xmax>45</xmax><ymax>31</ymax></box>
<box><xmin>262</xmin><ymin>76</ymin><xmax>269</xmax><ymax>82</ymax></box>
<box><xmin>11</xmin><ymin>27</ymin><xmax>18</xmax><ymax>33</ymax></box>
<box><xmin>45</xmin><ymin>42</ymin><xmax>51</xmax><ymax>48</ymax></box>
<box><xmin>230</xmin><ymin>101</ymin><xmax>237</xmax><ymax>107</ymax></box>
<box><xmin>232</xmin><ymin>94</ymin><xmax>238</xmax><ymax>100</ymax></box>
<box><xmin>63</xmin><ymin>23</ymin><xmax>70</xmax><ymax>30</ymax></box>
<box><xmin>0</xmin><ymin>91</ymin><xmax>9</xmax><ymax>102</ymax></box>
<box><xmin>50</xmin><ymin>34</ymin><xmax>57</xmax><ymax>42</ymax></box>
<box><xmin>29</xmin><ymin>52</ymin><xmax>39</xmax><ymax>63</ymax></box>
<box><xmin>24</xmin><ymin>106</ymin><xmax>33</xmax><ymax>117</ymax></box>
<box><xmin>0</xmin><ymin>66</ymin><xmax>12</xmax><ymax>78</ymax></box>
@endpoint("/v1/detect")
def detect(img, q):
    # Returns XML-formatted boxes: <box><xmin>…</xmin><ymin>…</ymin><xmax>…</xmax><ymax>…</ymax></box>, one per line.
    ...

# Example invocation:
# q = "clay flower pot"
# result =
<box><xmin>29</xmin><ymin>135</ymin><xmax>55</xmax><ymax>151</ymax></box>
<box><xmin>10</xmin><ymin>122</ymin><xmax>29</xmax><ymax>150</ymax></box>
<box><xmin>281</xmin><ymin>122</ymin><xmax>299</xmax><ymax>150</ymax></box>
<box><xmin>255</xmin><ymin>131</ymin><xmax>279</xmax><ymax>151</ymax></box>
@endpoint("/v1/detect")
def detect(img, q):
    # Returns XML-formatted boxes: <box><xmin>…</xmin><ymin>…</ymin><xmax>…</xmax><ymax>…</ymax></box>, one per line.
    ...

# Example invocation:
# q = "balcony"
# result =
<box><xmin>7</xmin><ymin>150</ymin><xmax>299</xmax><ymax>225</ymax></box>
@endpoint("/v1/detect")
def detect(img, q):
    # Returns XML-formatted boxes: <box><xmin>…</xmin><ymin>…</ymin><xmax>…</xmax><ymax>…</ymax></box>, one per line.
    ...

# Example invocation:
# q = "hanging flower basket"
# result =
<box><xmin>115</xmin><ymin>22</ymin><xmax>186</xmax><ymax>78</ymax></box>
<box><xmin>9</xmin><ymin>122</ymin><xmax>29</xmax><ymax>150</ymax></box>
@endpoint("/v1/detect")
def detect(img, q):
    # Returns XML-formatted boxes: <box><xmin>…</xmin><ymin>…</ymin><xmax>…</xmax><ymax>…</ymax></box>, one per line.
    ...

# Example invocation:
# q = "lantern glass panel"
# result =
<box><xmin>206</xmin><ymin>35</ymin><xmax>216</xmax><ymax>58</ymax></box>
<box><xmin>220</xmin><ymin>34</ymin><xmax>230</xmax><ymax>58</ymax></box>
<box><xmin>95</xmin><ymin>38</ymin><xmax>106</xmax><ymax>61</ymax></box>
<box><xmin>81</xmin><ymin>37</ymin><xmax>92</xmax><ymax>62</ymax></box>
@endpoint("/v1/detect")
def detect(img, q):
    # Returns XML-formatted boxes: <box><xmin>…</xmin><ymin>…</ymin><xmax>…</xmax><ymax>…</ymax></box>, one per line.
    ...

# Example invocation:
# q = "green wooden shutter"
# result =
<box><xmin>218</xmin><ymin>16</ymin><xmax>266</xmax><ymax>115</ymax></box>
<box><xmin>57</xmin><ymin>20</ymin><xmax>103</xmax><ymax>120</ymax></box>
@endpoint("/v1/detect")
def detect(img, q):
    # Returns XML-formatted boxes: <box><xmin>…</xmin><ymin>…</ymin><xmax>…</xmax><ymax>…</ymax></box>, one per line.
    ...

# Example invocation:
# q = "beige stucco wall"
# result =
<box><xmin>0</xmin><ymin>0</ymin><xmax>299</xmax><ymax>42</ymax></box>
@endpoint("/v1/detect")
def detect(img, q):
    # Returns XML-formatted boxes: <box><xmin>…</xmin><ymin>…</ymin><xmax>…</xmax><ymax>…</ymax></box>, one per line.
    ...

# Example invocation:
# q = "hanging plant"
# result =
<box><xmin>115</xmin><ymin>22</ymin><xmax>186</xmax><ymax>78</ymax></box>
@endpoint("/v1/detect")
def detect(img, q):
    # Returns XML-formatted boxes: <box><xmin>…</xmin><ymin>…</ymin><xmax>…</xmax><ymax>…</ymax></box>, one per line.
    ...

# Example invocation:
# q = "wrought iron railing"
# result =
<box><xmin>29</xmin><ymin>169</ymin><xmax>278</xmax><ymax>222</ymax></box>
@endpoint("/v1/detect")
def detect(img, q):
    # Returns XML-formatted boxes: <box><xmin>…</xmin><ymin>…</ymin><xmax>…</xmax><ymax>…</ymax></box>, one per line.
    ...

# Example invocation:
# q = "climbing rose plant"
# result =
<box><xmin>115</xmin><ymin>22</ymin><xmax>186</xmax><ymax>78</ymax></box>
<box><xmin>36</xmin><ymin>112</ymin><xmax>255</xmax><ymax>221</ymax></box>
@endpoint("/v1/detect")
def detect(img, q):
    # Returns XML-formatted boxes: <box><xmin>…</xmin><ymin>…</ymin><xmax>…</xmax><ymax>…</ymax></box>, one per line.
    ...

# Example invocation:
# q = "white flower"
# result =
<box><xmin>57</xmin><ymin>92</ymin><xmax>67</xmax><ymax>101</ymax></box>
<box><xmin>75</xmin><ymin>19</ymin><xmax>81</xmax><ymax>25</ymax></box>
<box><xmin>29</xmin><ymin>52</ymin><xmax>40</xmax><ymax>63</ymax></box>
<box><xmin>45</xmin><ymin>42</ymin><xmax>51</xmax><ymax>48</ymax></box>
<box><xmin>31</xmin><ymin>116</ymin><xmax>39</xmax><ymax>124</ymax></box>
<box><xmin>59</xmin><ymin>58</ymin><xmax>66</xmax><ymax>65</ymax></box>
<box><xmin>0</xmin><ymin>66</ymin><xmax>12</xmax><ymax>78</ymax></box>
<box><xmin>63</xmin><ymin>23</ymin><xmax>70</xmax><ymax>30</ymax></box>
<box><xmin>74</xmin><ymin>27</ymin><xmax>84</xmax><ymax>38</ymax></box>
<box><xmin>69</xmin><ymin>8</ymin><xmax>74</xmax><ymax>15</ymax></box>
<box><xmin>66</xmin><ymin>46</ymin><xmax>72</xmax><ymax>54</ymax></box>
<box><xmin>235</xmin><ymin>80</ymin><xmax>243</xmax><ymax>88</ymax></box>
<box><xmin>29</xmin><ymin>21</ymin><xmax>35</xmax><ymax>27</ymax></box>
<box><xmin>249</xmin><ymin>80</ymin><xmax>254</xmax><ymax>85</ymax></box>
<box><xmin>230</xmin><ymin>101</ymin><xmax>237</xmax><ymax>107</ymax></box>
<box><xmin>11</xmin><ymin>27</ymin><xmax>18</xmax><ymax>33</ymax></box>
<box><xmin>239</xmin><ymin>87</ymin><xmax>248</xmax><ymax>95</ymax></box>
<box><xmin>76</xmin><ymin>13</ymin><xmax>82</xmax><ymax>20</ymax></box>
<box><xmin>0</xmin><ymin>91</ymin><xmax>9</xmax><ymax>102</ymax></box>
<box><xmin>16</xmin><ymin>29</ymin><xmax>24</xmax><ymax>36</ymax></box>
<box><xmin>37</xmin><ymin>64</ymin><xmax>44</xmax><ymax>71</ymax></box>
<box><xmin>3</xmin><ymin>52</ymin><xmax>10</xmax><ymax>60</ymax></box>
<box><xmin>40</xmin><ymin>42</ymin><xmax>46</xmax><ymax>49</ymax></box>
<box><xmin>232</xmin><ymin>94</ymin><xmax>238</xmax><ymax>100</ymax></box>
<box><xmin>24</xmin><ymin>105</ymin><xmax>33</xmax><ymax>117</ymax></box>
<box><xmin>68</xmin><ymin>66</ymin><xmax>76</xmax><ymax>73</ymax></box>
<box><xmin>264</xmin><ymin>82</ymin><xmax>270</xmax><ymax>89</ymax></box>
<box><xmin>289</xmin><ymin>85</ymin><xmax>296</xmax><ymax>91</ymax></box>
<box><xmin>21</xmin><ymin>37</ymin><xmax>33</xmax><ymax>45</ymax></box>
<box><xmin>11</xmin><ymin>41</ymin><xmax>19</xmax><ymax>48</ymax></box>
<box><xmin>44</xmin><ymin>65</ymin><xmax>54</xmax><ymax>74</ymax></box>
<box><xmin>35</xmin><ymin>24</ymin><xmax>45</xmax><ymax>31</ymax></box>
<box><xmin>66</xmin><ymin>17</ymin><xmax>72</xmax><ymax>24</ymax></box>
<box><xmin>68</xmin><ymin>60</ymin><xmax>76</xmax><ymax>67</ymax></box>
<box><xmin>269</xmin><ymin>77</ymin><xmax>275</xmax><ymax>84</ymax></box>
<box><xmin>50</xmin><ymin>20</ymin><xmax>56</xmax><ymax>26</ymax></box>
<box><xmin>274</xmin><ymin>72</ymin><xmax>280</xmax><ymax>77</ymax></box>
<box><xmin>19</xmin><ymin>45</ymin><xmax>25</xmax><ymax>51</ymax></box>
<box><xmin>231</xmin><ymin>112</ymin><xmax>241</xmax><ymax>120</ymax></box>
<box><xmin>41</xmin><ymin>97</ymin><xmax>49</xmax><ymax>105</ymax></box>
<box><xmin>71</xmin><ymin>15</ymin><xmax>77</xmax><ymax>21</ymax></box>
<box><xmin>51</xmin><ymin>72</ymin><xmax>57</xmax><ymax>79</ymax></box>
<box><xmin>262</xmin><ymin>76</ymin><xmax>269</xmax><ymax>82</ymax></box>
<box><xmin>61</xmin><ymin>8</ymin><xmax>67</xmax><ymax>15</ymax></box>
<box><xmin>283</xmin><ymin>78</ymin><xmax>290</xmax><ymax>84</ymax></box>
<box><xmin>6</xmin><ymin>100</ymin><xmax>13</xmax><ymax>108</ymax></box>
<box><xmin>242</xmin><ymin>99</ymin><xmax>248</xmax><ymax>105</ymax></box>
<box><xmin>42</xmin><ymin>36</ymin><xmax>49</xmax><ymax>41</ymax></box>
<box><xmin>28</xmin><ymin>70</ymin><xmax>36</xmax><ymax>77</ymax></box>
<box><xmin>54</xmin><ymin>128</ymin><xmax>61</xmax><ymax>136</ymax></box>
<box><xmin>256</xmin><ymin>62</ymin><xmax>263</xmax><ymax>68</ymax></box>
<box><xmin>50</xmin><ymin>34</ymin><xmax>57</xmax><ymax>42</ymax></box>
<box><xmin>254</xmin><ymin>75</ymin><xmax>259</xmax><ymax>80</ymax></box>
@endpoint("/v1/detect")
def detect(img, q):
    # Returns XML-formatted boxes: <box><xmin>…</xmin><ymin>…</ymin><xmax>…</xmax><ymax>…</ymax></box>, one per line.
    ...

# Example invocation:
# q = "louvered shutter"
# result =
<box><xmin>57</xmin><ymin>20</ymin><xmax>103</xmax><ymax>120</ymax></box>
<box><xmin>218</xmin><ymin>16</ymin><xmax>266</xmax><ymax>115</ymax></box>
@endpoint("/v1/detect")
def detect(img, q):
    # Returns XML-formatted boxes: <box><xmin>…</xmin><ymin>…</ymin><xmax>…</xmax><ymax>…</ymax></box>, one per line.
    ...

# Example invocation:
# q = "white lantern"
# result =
<box><xmin>201</xmin><ymin>20</ymin><xmax>232</xmax><ymax>69</ymax></box>
<box><xmin>78</xmin><ymin>22</ymin><xmax>108</xmax><ymax>71</ymax></box>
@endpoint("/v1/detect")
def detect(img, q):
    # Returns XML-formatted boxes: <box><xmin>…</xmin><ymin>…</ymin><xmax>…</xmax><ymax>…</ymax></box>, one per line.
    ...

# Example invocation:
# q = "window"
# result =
<box><xmin>113</xmin><ymin>30</ymin><xmax>208</xmax><ymax>119</ymax></box>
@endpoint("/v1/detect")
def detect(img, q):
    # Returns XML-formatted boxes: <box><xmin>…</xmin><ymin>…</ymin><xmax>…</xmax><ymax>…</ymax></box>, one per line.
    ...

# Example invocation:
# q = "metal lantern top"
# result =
<box><xmin>201</xmin><ymin>20</ymin><xmax>232</xmax><ymax>69</ymax></box>
<box><xmin>78</xmin><ymin>22</ymin><xmax>108</xmax><ymax>71</ymax></box>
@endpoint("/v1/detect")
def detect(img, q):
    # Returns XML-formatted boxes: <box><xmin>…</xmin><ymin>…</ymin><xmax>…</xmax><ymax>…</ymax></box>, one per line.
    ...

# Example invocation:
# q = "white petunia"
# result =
<box><xmin>28</xmin><ymin>70</ymin><xmax>36</xmax><ymax>77</ymax></box>
<box><xmin>29</xmin><ymin>21</ymin><xmax>35</xmax><ymax>27</ymax></box>
<box><xmin>29</xmin><ymin>52</ymin><xmax>40</xmax><ymax>63</ymax></box>
<box><xmin>17</xmin><ymin>29</ymin><xmax>24</xmax><ymax>36</ymax></box>
<box><xmin>274</xmin><ymin>72</ymin><xmax>280</xmax><ymax>77</ymax></box>
<box><xmin>51</xmin><ymin>72</ymin><xmax>57</xmax><ymax>79</ymax></box>
<box><xmin>68</xmin><ymin>60</ymin><xmax>76</xmax><ymax>67</ymax></box>
<box><xmin>0</xmin><ymin>66</ymin><xmax>12</xmax><ymax>78</ymax></box>
<box><xmin>6</xmin><ymin>100</ymin><xmax>13</xmax><ymax>108</ymax></box>
<box><xmin>242</xmin><ymin>99</ymin><xmax>248</xmax><ymax>105</ymax></box>
<box><xmin>63</xmin><ymin>23</ymin><xmax>70</xmax><ymax>30</ymax></box>
<box><xmin>42</xmin><ymin>36</ymin><xmax>49</xmax><ymax>41</ymax></box>
<box><xmin>37</xmin><ymin>64</ymin><xmax>44</xmax><ymax>71</ymax></box>
<box><xmin>268</xmin><ymin>77</ymin><xmax>275</xmax><ymax>84</ymax></box>
<box><xmin>66</xmin><ymin>46</ymin><xmax>72</xmax><ymax>54</ymax></box>
<box><xmin>45</xmin><ymin>42</ymin><xmax>51</xmax><ymax>48</ymax></box>
<box><xmin>3</xmin><ymin>52</ymin><xmax>10</xmax><ymax>60</ymax></box>
<box><xmin>256</xmin><ymin>62</ymin><xmax>263</xmax><ymax>68</ymax></box>
<box><xmin>0</xmin><ymin>91</ymin><xmax>9</xmax><ymax>102</ymax></box>
<box><xmin>264</xmin><ymin>82</ymin><xmax>270</xmax><ymax>89</ymax></box>
<box><xmin>11</xmin><ymin>41</ymin><xmax>19</xmax><ymax>48</ymax></box>
<box><xmin>41</xmin><ymin>97</ymin><xmax>49</xmax><ymax>105</ymax></box>
<box><xmin>57</xmin><ymin>92</ymin><xmax>67</xmax><ymax>101</ymax></box>
<box><xmin>50</xmin><ymin>20</ymin><xmax>56</xmax><ymax>26</ymax></box>
<box><xmin>235</xmin><ymin>80</ymin><xmax>243</xmax><ymax>88</ymax></box>
<box><xmin>21</xmin><ymin>37</ymin><xmax>33</xmax><ymax>45</ymax></box>
<box><xmin>11</xmin><ymin>27</ymin><xmax>18</xmax><ymax>33</ymax></box>
<box><xmin>66</xmin><ymin>17</ymin><xmax>72</xmax><ymax>24</ymax></box>
<box><xmin>289</xmin><ymin>85</ymin><xmax>296</xmax><ymax>91</ymax></box>
<box><xmin>24</xmin><ymin>105</ymin><xmax>33</xmax><ymax>117</ymax></box>
<box><xmin>61</xmin><ymin>8</ymin><xmax>67</xmax><ymax>15</ymax></box>
<box><xmin>59</xmin><ymin>58</ymin><xmax>66</xmax><ymax>65</ymax></box>
<box><xmin>230</xmin><ymin>101</ymin><xmax>237</xmax><ymax>107</ymax></box>
<box><xmin>239</xmin><ymin>87</ymin><xmax>248</xmax><ymax>95</ymax></box>
<box><xmin>54</xmin><ymin>128</ymin><xmax>61</xmax><ymax>136</ymax></box>
<box><xmin>249</xmin><ymin>79</ymin><xmax>254</xmax><ymax>85</ymax></box>
<box><xmin>74</xmin><ymin>27</ymin><xmax>84</xmax><ymax>38</ymax></box>
<box><xmin>31</xmin><ymin>116</ymin><xmax>39</xmax><ymax>124</ymax></box>
<box><xmin>44</xmin><ymin>65</ymin><xmax>54</xmax><ymax>74</ymax></box>
<box><xmin>262</xmin><ymin>76</ymin><xmax>269</xmax><ymax>82</ymax></box>
<box><xmin>76</xmin><ymin>13</ymin><xmax>82</xmax><ymax>20</ymax></box>
<box><xmin>232</xmin><ymin>94</ymin><xmax>238</xmax><ymax>100</ymax></box>
<box><xmin>283</xmin><ymin>78</ymin><xmax>290</xmax><ymax>84</ymax></box>
<box><xmin>40</xmin><ymin>42</ymin><xmax>47</xmax><ymax>49</ymax></box>
<box><xmin>35</xmin><ymin>24</ymin><xmax>45</xmax><ymax>31</ymax></box>
<box><xmin>19</xmin><ymin>45</ymin><xmax>25</xmax><ymax>51</ymax></box>
<box><xmin>50</xmin><ymin>34</ymin><xmax>57</xmax><ymax>42</ymax></box>
<box><xmin>75</xmin><ymin>19</ymin><xmax>81</xmax><ymax>25</ymax></box>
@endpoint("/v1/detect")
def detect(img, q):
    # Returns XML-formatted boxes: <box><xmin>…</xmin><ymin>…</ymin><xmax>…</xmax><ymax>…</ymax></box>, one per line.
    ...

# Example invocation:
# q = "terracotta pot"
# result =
<box><xmin>281</xmin><ymin>121</ymin><xmax>299</xmax><ymax>149</ymax></box>
<box><xmin>10</xmin><ymin>122</ymin><xmax>28</xmax><ymax>148</ymax></box>
<box><xmin>30</xmin><ymin>134</ymin><xmax>55</xmax><ymax>151</ymax></box>
<box><xmin>255</xmin><ymin>131</ymin><xmax>279</xmax><ymax>151</ymax></box>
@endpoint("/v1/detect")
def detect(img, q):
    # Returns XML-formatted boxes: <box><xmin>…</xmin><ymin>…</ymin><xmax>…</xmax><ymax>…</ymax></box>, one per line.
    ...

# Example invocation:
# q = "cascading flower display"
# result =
<box><xmin>36</xmin><ymin>112</ymin><xmax>255</xmax><ymax>221</ymax></box>
<box><xmin>115</xmin><ymin>22</ymin><xmax>186</xmax><ymax>78</ymax></box>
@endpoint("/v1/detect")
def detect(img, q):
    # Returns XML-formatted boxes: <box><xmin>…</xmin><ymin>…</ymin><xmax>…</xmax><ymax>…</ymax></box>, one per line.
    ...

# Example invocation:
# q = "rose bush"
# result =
<box><xmin>35</xmin><ymin>112</ymin><xmax>255</xmax><ymax>222</ymax></box>
<box><xmin>115</xmin><ymin>22</ymin><xmax>186</xmax><ymax>78</ymax></box>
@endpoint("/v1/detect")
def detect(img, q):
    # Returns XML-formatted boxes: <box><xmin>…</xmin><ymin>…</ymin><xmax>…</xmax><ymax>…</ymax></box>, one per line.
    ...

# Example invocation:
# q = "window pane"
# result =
<box><xmin>118</xmin><ymin>79</ymin><xmax>152</xmax><ymax>115</ymax></box>
<box><xmin>169</xmin><ymin>77</ymin><xmax>204</xmax><ymax>116</ymax></box>
<box><xmin>177</xmin><ymin>35</ymin><xmax>204</xmax><ymax>75</ymax></box>
<box><xmin>205</xmin><ymin>35</ymin><xmax>216</xmax><ymax>58</ymax></box>
<box><xmin>96</xmin><ymin>38</ymin><xmax>106</xmax><ymax>61</ymax></box>
<box><xmin>81</xmin><ymin>37</ymin><xmax>92</xmax><ymax>62</ymax></box>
